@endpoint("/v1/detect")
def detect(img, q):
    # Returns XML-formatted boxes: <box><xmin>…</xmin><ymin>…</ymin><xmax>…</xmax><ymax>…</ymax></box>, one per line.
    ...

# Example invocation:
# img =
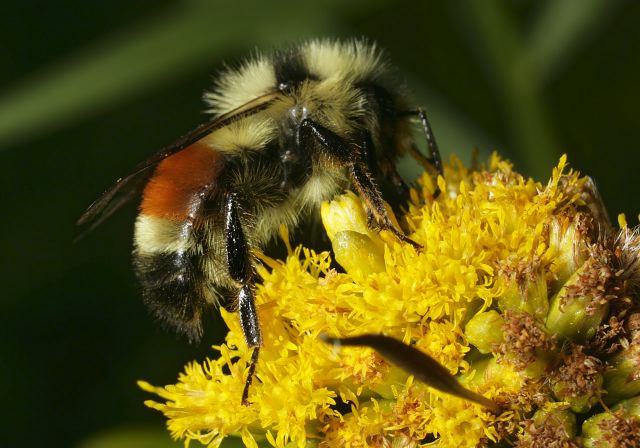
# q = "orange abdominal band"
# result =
<box><xmin>140</xmin><ymin>142</ymin><xmax>223</xmax><ymax>220</ymax></box>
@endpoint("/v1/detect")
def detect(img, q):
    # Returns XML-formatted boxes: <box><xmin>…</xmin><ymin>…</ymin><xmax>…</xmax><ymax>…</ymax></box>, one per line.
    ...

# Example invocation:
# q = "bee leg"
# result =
<box><xmin>360</xmin><ymin>132</ymin><xmax>410</xmax><ymax>199</ymax></box>
<box><xmin>366</xmin><ymin>208</ymin><xmax>376</xmax><ymax>229</ymax></box>
<box><xmin>298</xmin><ymin>119</ymin><xmax>421</xmax><ymax>249</ymax></box>
<box><xmin>349</xmin><ymin>162</ymin><xmax>421</xmax><ymax>249</ymax></box>
<box><xmin>384</xmin><ymin>162</ymin><xmax>410</xmax><ymax>198</ymax></box>
<box><xmin>399</xmin><ymin>108</ymin><xmax>443</xmax><ymax>199</ymax></box>
<box><xmin>238</xmin><ymin>285</ymin><xmax>260</xmax><ymax>406</ymax></box>
<box><xmin>224</xmin><ymin>192</ymin><xmax>262</xmax><ymax>406</ymax></box>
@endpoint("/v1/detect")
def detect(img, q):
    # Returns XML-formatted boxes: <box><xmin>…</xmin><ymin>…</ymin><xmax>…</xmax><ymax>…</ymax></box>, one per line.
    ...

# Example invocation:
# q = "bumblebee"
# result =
<box><xmin>79</xmin><ymin>39</ymin><xmax>443</xmax><ymax>404</ymax></box>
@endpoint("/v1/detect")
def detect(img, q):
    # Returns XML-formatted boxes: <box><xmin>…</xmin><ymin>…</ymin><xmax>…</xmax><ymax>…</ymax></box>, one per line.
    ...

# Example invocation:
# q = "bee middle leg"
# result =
<box><xmin>298</xmin><ymin>119</ymin><xmax>421</xmax><ymax>249</ymax></box>
<box><xmin>224</xmin><ymin>192</ymin><xmax>262</xmax><ymax>405</ymax></box>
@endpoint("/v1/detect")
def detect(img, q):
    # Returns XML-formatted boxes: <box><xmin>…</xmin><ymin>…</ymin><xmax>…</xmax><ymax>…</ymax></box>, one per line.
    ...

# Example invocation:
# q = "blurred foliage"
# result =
<box><xmin>0</xmin><ymin>1</ymin><xmax>638</xmax><ymax>447</ymax></box>
<box><xmin>77</xmin><ymin>427</ymin><xmax>182</xmax><ymax>448</ymax></box>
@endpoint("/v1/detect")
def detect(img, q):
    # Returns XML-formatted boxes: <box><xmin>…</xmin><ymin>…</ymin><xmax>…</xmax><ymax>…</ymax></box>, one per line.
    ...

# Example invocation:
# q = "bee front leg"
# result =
<box><xmin>298</xmin><ymin>119</ymin><xmax>421</xmax><ymax>249</ymax></box>
<box><xmin>348</xmin><ymin>162</ymin><xmax>421</xmax><ymax>249</ymax></box>
<box><xmin>224</xmin><ymin>192</ymin><xmax>262</xmax><ymax>406</ymax></box>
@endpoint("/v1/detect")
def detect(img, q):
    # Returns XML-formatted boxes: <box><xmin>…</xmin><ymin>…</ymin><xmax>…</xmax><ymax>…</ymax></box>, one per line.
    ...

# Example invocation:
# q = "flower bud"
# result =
<box><xmin>501</xmin><ymin>274</ymin><xmax>548</xmax><ymax>321</ymax></box>
<box><xmin>321</xmin><ymin>192</ymin><xmax>388</xmax><ymax>277</ymax></box>
<box><xmin>321</xmin><ymin>191</ymin><xmax>381</xmax><ymax>243</ymax></box>
<box><xmin>496</xmin><ymin>259</ymin><xmax>548</xmax><ymax>320</ymax></box>
<box><xmin>548</xmin><ymin>213</ymin><xmax>591</xmax><ymax>294</ymax></box>
<box><xmin>464</xmin><ymin>310</ymin><xmax>504</xmax><ymax>354</ymax></box>
<box><xmin>331</xmin><ymin>230</ymin><xmax>386</xmax><ymax>277</ymax></box>
<box><xmin>494</xmin><ymin>311</ymin><xmax>556</xmax><ymax>378</ymax></box>
<box><xmin>545</xmin><ymin>256</ymin><xmax>613</xmax><ymax>343</ymax></box>
<box><xmin>602</xmin><ymin>340</ymin><xmax>640</xmax><ymax>404</ymax></box>
<box><xmin>581</xmin><ymin>396</ymin><xmax>640</xmax><ymax>448</ymax></box>
<box><xmin>463</xmin><ymin>356</ymin><xmax>522</xmax><ymax>392</ymax></box>
<box><xmin>518</xmin><ymin>407</ymin><xmax>577</xmax><ymax>446</ymax></box>
<box><xmin>532</xmin><ymin>408</ymin><xmax>577</xmax><ymax>437</ymax></box>
<box><xmin>551</xmin><ymin>373</ymin><xmax>603</xmax><ymax>414</ymax></box>
<box><xmin>614</xmin><ymin>394</ymin><xmax>640</xmax><ymax>417</ymax></box>
<box><xmin>550</xmin><ymin>346</ymin><xmax>603</xmax><ymax>414</ymax></box>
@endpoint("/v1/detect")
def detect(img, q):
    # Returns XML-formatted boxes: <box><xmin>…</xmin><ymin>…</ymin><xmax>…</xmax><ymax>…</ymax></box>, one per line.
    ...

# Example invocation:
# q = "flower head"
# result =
<box><xmin>141</xmin><ymin>153</ymin><xmax>640</xmax><ymax>447</ymax></box>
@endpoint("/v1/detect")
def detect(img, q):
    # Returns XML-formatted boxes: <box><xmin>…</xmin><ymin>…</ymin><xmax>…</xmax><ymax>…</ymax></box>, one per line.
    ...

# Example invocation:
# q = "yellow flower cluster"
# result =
<box><xmin>140</xmin><ymin>154</ymin><xmax>639</xmax><ymax>447</ymax></box>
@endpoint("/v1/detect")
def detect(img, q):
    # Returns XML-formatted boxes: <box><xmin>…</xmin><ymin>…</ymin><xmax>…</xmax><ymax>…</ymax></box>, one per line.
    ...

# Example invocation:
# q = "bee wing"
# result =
<box><xmin>77</xmin><ymin>91</ymin><xmax>283</xmax><ymax>234</ymax></box>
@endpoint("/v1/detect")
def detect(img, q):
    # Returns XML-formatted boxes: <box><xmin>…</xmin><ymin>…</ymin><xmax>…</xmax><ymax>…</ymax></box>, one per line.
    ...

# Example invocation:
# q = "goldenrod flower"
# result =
<box><xmin>140</xmin><ymin>154</ymin><xmax>640</xmax><ymax>447</ymax></box>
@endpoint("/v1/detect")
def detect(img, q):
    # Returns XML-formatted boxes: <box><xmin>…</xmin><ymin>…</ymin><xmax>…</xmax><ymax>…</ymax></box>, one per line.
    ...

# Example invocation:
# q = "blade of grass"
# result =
<box><xmin>528</xmin><ymin>0</ymin><xmax>617</xmax><ymax>85</ymax></box>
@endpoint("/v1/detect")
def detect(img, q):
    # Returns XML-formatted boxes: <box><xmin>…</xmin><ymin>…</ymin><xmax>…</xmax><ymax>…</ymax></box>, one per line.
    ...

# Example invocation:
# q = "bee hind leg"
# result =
<box><xmin>224</xmin><ymin>192</ymin><xmax>262</xmax><ymax>406</ymax></box>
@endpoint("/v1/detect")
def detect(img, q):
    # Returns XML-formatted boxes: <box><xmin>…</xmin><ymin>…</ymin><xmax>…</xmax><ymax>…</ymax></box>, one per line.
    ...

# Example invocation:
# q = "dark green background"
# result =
<box><xmin>1</xmin><ymin>1</ymin><xmax>638</xmax><ymax>447</ymax></box>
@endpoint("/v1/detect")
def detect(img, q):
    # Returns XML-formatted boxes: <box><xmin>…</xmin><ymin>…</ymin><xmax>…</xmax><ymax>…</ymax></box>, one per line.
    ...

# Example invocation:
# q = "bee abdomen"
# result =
<box><xmin>133</xmin><ymin>249</ymin><xmax>207</xmax><ymax>342</ymax></box>
<box><xmin>139</xmin><ymin>141</ymin><xmax>224</xmax><ymax>220</ymax></box>
<box><xmin>132</xmin><ymin>141</ymin><xmax>226</xmax><ymax>342</ymax></box>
